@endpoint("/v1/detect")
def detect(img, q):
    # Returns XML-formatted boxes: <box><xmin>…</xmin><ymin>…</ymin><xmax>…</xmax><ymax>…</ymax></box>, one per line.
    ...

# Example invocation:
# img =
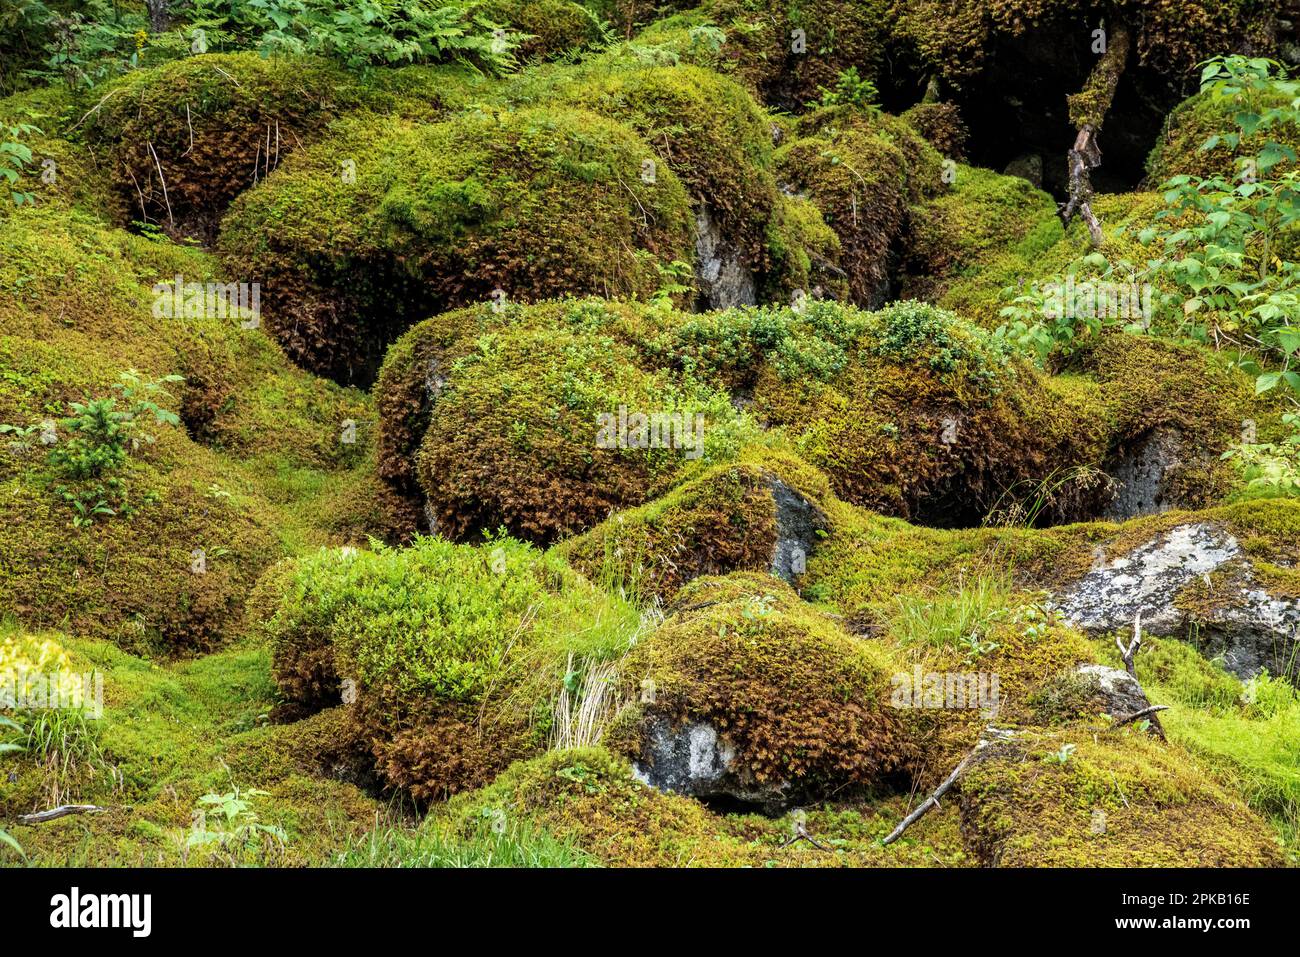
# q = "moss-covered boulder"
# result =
<box><xmin>373</xmin><ymin>298</ymin><xmax>757</xmax><ymax>544</ymax></box>
<box><xmin>80</xmin><ymin>53</ymin><xmax>380</xmax><ymax>240</ymax></box>
<box><xmin>635</xmin><ymin>0</ymin><xmax>890</xmax><ymax>112</ymax></box>
<box><xmin>0</xmin><ymin>86</ymin><xmax>125</xmax><ymax>221</ymax></box>
<box><xmin>545</xmin><ymin>62</ymin><xmax>787</xmax><ymax>304</ymax></box>
<box><xmin>0</xmin><ymin>204</ymin><xmax>382</xmax><ymax>653</ymax></box>
<box><xmin>608</xmin><ymin>573</ymin><xmax>913</xmax><ymax>808</ymax></box>
<box><xmin>683</xmin><ymin>299</ymin><xmax>1111</xmax><ymax>525</ymax></box>
<box><xmin>777</xmin><ymin>106</ymin><xmax>944</xmax><ymax>305</ymax></box>
<box><xmin>475</xmin><ymin>0</ymin><xmax>605</xmax><ymax>60</ymax></box>
<box><xmin>899</xmin><ymin>163</ymin><xmax>1064</xmax><ymax>321</ymax></box>
<box><xmin>960</xmin><ymin>730</ymin><xmax>1283</xmax><ymax>866</ymax></box>
<box><xmin>219</xmin><ymin>107</ymin><xmax>696</xmax><ymax>382</ymax></box>
<box><xmin>1147</xmin><ymin>78</ymin><xmax>1300</xmax><ymax>183</ymax></box>
<box><xmin>258</xmin><ymin>536</ymin><xmax>642</xmax><ymax>800</ymax></box>
<box><xmin>556</xmin><ymin>445</ymin><xmax>832</xmax><ymax>603</ymax></box>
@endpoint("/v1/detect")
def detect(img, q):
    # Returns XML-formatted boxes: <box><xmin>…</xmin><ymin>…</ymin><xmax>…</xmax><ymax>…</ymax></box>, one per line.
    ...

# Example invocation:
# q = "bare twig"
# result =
<box><xmin>146</xmin><ymin>141</ymin><xmax>174</xmax><ymax>228</ymax></box>
<box><xmin>1111</xmin><ymin>704</ymin><xmax>1170</xmax><ymax>730</ymax></box>
<box><xmin>777</xmin><ymin>819</ymin><xmax>832</xmax><ymax>851</ymax></box>
<box><xmin>69</xmin><ymin>88</ymin><xmax>122</xmax><ymax>132</ymax></box>
<box><xmin>19</xmin><ymin>804</ymin><xmax>107</xmax><ymax>824</ymax></box>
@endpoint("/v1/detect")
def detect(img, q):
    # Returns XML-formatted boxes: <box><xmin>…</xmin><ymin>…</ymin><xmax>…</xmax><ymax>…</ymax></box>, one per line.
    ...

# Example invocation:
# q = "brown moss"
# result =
<box><xmin>609</xmin><ymin>573</ymin><xmax>915</xmax><ymax>799</ymax></box>
<box><xmin>84</xmin><ymin>52</ymin><xmax>372</xmax><ymax>241</ymax></box>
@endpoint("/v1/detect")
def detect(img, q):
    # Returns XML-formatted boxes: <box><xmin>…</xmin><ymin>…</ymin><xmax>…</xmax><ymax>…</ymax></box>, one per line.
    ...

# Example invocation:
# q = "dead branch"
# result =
<box><xmin>19</xmin><ymin>804</ymin><xmax>107</xmax><ymax>824</ymax></box>
<box><xmin>1116</xmin><ymin>610</ymin><xmax>1142</xmax><ymax>676</ymax></box>
<box><xmin>69</xmin><ymin>88</ymin><xmax>123</xmax><ymax>133</ymax></box>
<box><xmin>1111</xmin><ymin>704</ymin><xmax>1170</xmax><ymax>730</ymax></box>
<box><xmin>777</xmin><ymin>819</ymin><xmax>832</xmax><ymax>851</ymax></box>
<box><xmin>882</xmin><ymin>747</ymin><xmax>980</xmax><ymax>846</ymax></box>
<box><xmin>884</xmin><ymin>717</ymin><xmax>1007</xmax><ymax>846</ymax></box>
<box><xmin>1114</xmin><ymin>612</ymin><xmax>1166</xmax><ymax>739</ymax></box>
<box><xmin>1061</xmin><ymin>22</ymin><xmax>1131</xmax><ymax>246</ymax></box>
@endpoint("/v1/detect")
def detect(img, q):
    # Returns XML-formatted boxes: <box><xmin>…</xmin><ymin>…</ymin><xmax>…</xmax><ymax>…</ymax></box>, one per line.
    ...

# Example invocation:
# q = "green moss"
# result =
<box><xmin>889</xmin><ymin>0</ymin><xmax>1282</xmax><ymax>89</ymax></box>
<box><xmin>437</xmin><ymin>746</ymin><xmax>972</xmax><ymax>866</ymax></box>
<box><xmin>730</xmin><ymin>300</ymin><xmax>1112</xmax><ymax>524</ymax></box>
<box><xmin>900</xmin><ymin>163</ymin><xmax>1063</xmax><ymax>321</ymax></box>
<box><xmin>81</xmin><ymin>52</ymin><xmax>378</xmax><ymax>238</ymax></box>
<box><xmin>960</xmin><ymin>729</ymin><xmax>1283</xmax><ymax>866</ymax></box>
<box><xmin>0</xmin><ymin>85</ymin><xmax>124</xmax><ymax>221</ymax></box>
<box><xmin>474</xmin><ymin>0</ymin><xmax>605</xmax><ymax>59</ymax></box>
<box><xmin>633</xmin><ymin>0</ymin><xmax>890</xmax><ymax>112</ymax></box>
<box><xmin>257</xmin><ymin>535</ymin><xmax>643</xmax><ymax>799</ymax></box>
<box><xmin>777</xmin><ymin>106</ymin><xmax>942</xmax><ymax>305</ymax></box>
<box><xmin>1</xmin><ymin>630</ymin><xmax>380</xmax><ymax>866</ymax></box>
<box><xmin>219</xmin><ymin>106</ymin><xmax>695</xmax><ymax>382</ymax></box>
<box><xmin>557</xmin><ymin>445</ymin><xmax>833</xmax><ymax>602</ymax></box>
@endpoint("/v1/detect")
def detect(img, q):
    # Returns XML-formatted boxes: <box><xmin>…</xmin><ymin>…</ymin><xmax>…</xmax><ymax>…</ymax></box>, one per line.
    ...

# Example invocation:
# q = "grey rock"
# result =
<box><xmin>693</xmin><ymin>205</ymin><xmax>756</xmax><ymax>309</ymax></box>
<box><xmin>632</xmin><ymin>715</ymin><xmax>788</xmax><ymax>809</ymax></box>
<box><xmin>1102</xmin><ymin>430</ymin><xmax>1182</xmax><ymax>521</ymax></box>
<box><xmin>1073</xmin><ymin>664</ymin><xmax>1150</xmax><ymax>718</ymax></box>
<box><xmin>1054</xmin><ymin>522</ymin><xmax>1300</xmax><ymax>680</ymax></box>
<box><xmin>1003</xmin><ymin>153</ymin><xmax>1043</xmax><ymax>188</ymax></box>
<box><xmin>768</xmin><ymin>476</ymin><xmax>826</xmax><ymax>582</ymax></box>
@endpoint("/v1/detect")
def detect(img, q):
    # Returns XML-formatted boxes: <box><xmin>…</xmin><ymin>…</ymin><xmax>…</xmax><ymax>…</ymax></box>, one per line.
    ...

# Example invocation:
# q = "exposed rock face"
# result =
<box><xmin>693</xmin><ymin>206</ymin><xmax>756</xmax><ymax>309</ymax></box>
<box><xmin>1002</xmin><ymin>152</ymin><xmax>1043</xmax><ymax>187</ymax></box>
<box><xmin>1054</xmin><ymin>523</ymin><xmax>1300</xmax><ymax>680</ymax></box>
<box><xmin>631</xmin><ymin>715</ymin><xmax>788</xmax><ymax>810</ymax></box>
<box><xmin>768</xmin><ymin>476</ymin><xmax>826</xmax><ymax>582</ymax></box>
<box><xmin>1073</xmin><ymin>664</ymin><xmax>1151</xmax><ymax>718</ymax></box>
<box><xmin>1102</xmin><ymin>430</ymin><xmax>1182</xmax><ymax>521</ymax></box>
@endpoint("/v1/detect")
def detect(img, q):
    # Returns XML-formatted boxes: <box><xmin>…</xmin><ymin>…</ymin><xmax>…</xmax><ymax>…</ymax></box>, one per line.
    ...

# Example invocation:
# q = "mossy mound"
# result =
<box><xmin>899</xmin><ymin>163</ymin><xmax>1064</xmax><ymax>321</ymax></box>
<box><xmin>889</xmin><ymin>0</ymin><xmax>1282</xmax><ymax>88</ymax></box>
<box><xmin>607</xmin><ymin>573</ymin><xmax>913</xmax><ymax>805</ymax></box>
<box><xmin>901</xmin><ymin>101</ymin><xmax>969</xmax><ymax>161</ymax></box>
<box><xmin>0</xmin><ymin>85</ymin><xmax>125</xmax><ymax>221</ymax></box>
<box><xmin>373</xmin><ymin>298</ymin><xmax>672</xmax><ymax>501</ymax></box>
<box><xmin>777</xmin><ymin>106</ymin><xmax>944</xmax><ymax>305</ymax></box>
<box><xmin>0</xmin><ymin>630</ymin><xmax>381</xmax><ymax>866</ymax></box>
<box><xmin>0</xmin><ymin>205</ymin><xmax>382</xmax><ymax>652</ymax></box>
<box><xmin>960</xmin><ymin>730</ymin><xmax>1283</xmax><ymax>866</ymax></box>
<box><xmin>415</xmin><ymin>322</ymin><xmax>744</xmax><ymax>544</ymax></box>
<box><xmin>435</xmin><ymin>746</ymin><xmax>972</xmax><ymax>866</ymax></box>
<box><xmin>1075</xmin><ymin>332</ymin><xmax>1263</xmax><ymax>509</ymax></box>
<box><xmin>219</xmin><ymin>106</ymin><xmax>695</xmax><ymax>383</ymax></box>
<box><xmin>475</xmin><ymin>0</ymin><xmax>606</xmax><ymax>60</ymax></box>
<box><xmin>1147</xmin><ymin>80</ymin><xmax>1300</xmax><ymax>183</ymax></box>
<box><xmin>634</xmin><ymin>0</ymin><xmax>890</xmax><ymax>112</ymax></box>
<box><xmin>372</xmin><ymin>297</ymin><xmax>757</xmax><ymax>544</ymax></box>
<box><xmin>725</xmin><ymin>300</ymin><xmax>1109</xmax><ymax>525</ymax></box>
<box><xmin>557</xmin><ymin>445</ymin><xmax>832</xmax><ymax>603</ymax></box>
<box><xmin>81</xmin><ymin>52</ymin><xmax>377</xmax><ymax>240</ymax></box>
<box><xmin>546</xmin><ymin>62</ymin><xmax>783</xmax><ymax>293</ymax></box>
<box><xmin>257</xmin><ymin>536</ymin><xmax>642</xmax><ymax>800</ymax></box>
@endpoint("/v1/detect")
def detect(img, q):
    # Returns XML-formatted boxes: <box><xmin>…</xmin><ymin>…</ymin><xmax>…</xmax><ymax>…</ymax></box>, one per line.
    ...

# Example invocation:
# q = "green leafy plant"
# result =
<box><xmin>1223</xmin><ymin>411</ymin><xmax>1300</xmax><ymax>495</ymax></box>
<box><xmin>187</xmin><ymin>786</ymin><xmax>287</xmax><ymax>862</ymax></box>
<box><xmin>0</xmin><ymin>714</ymin><xmax>24</xmax><ymax>860</ymax></box>
<box><xmin>1143</xmin><ymin>55</ymin><xmax>1300</xmax><ymax>402</ymax></box>
<box><xmin>248</xmin><ymin>0</ymin><xmax>521</xmax><ymax>71</ymax></box>
<box><xmin>1045</xmin><ymin>742</ymin><xmax>1076</xmax><ymax>765</ymax></box>
<box><xmin>1</xmin><ymin>120</ymin><xmax>40</xmax><ymax>206</ymax></box>
<box><xmin>1</xmin><ymin>369</ymin><xmax>180</xmax><ymax>527</ymax></box>
<box><xmin>813</xmin><ymin>66</ymin><xmax>879</xmax><ymax>111</ymax></box>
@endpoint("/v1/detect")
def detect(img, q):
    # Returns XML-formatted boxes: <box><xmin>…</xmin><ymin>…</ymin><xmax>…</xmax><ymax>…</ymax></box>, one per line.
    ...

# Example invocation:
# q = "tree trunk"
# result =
<box><xmin>1061</xmin><ymin>22</ymin><xmax>1131</xmax><ymax>246</ymax></box>
<box><xmin>145</xmin><ymin>0</ymin><xmax>169</xmax><ymax>33</ymax></box>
